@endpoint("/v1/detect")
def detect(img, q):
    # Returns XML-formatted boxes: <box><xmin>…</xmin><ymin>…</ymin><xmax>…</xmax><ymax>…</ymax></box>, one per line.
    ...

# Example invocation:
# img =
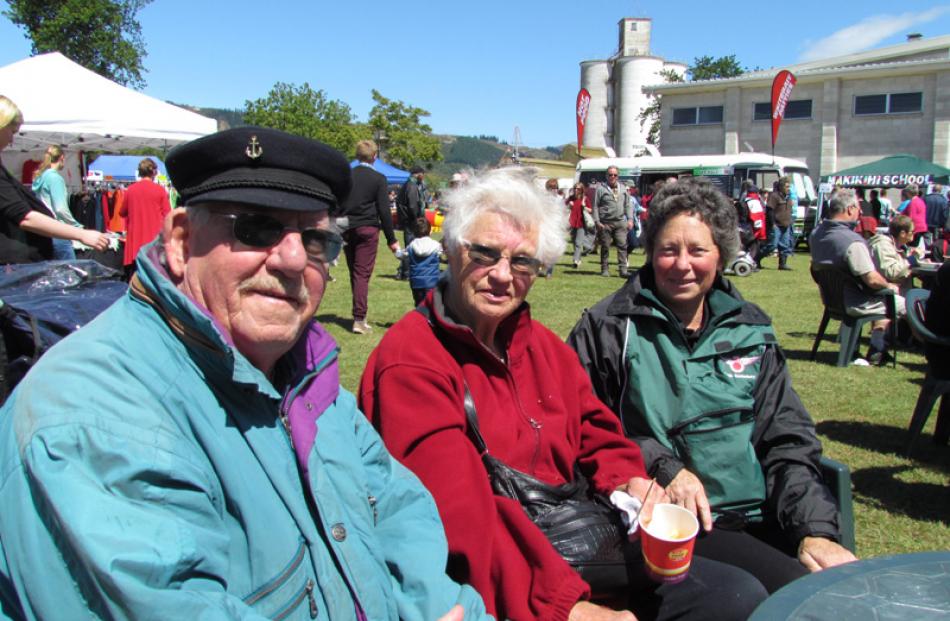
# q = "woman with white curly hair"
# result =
<box><xmin>359</xmin><ymin>168</ymin><xmax>765</xmax><ymax>621</ymax></box>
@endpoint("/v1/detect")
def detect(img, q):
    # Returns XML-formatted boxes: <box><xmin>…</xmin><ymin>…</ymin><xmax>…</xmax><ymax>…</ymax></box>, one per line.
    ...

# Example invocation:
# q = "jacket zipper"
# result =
<box><xmin>680</xmin><ymin>415</ymin><xmax>755</xmax><ymax>436</ymax></box>
<box><xmin>368</xmin><ymin>495</ymin><xmax>378</xmax><ymax>525</ymax></box>
<box><xmin>668</xmin><ymin>408</ymin><xmax>753</xmax><ymax>438</ymax></box>
<box><xmin>272</xmin><ymin>578</ymin><xmax>318</xmax><ymax>620</ymax></box>
<box><xmin>501</xmin><ymin>363</ymin><xmax>543</xmax><ymax>474</ymax></box>
<box><xmin>278</xmin><ymin>347</ymin><xmax>340</xmax><ymax>452</ymax></box>
<box><xmin>279</xmin><ymin>407</ymin><xmax>294</xmax><ymax>449</ymax></box>
<box><xmin>243</xmin><ymin>542</ymin><xmax>307</xmax><ymax>606</ymax></box>
<box><xmin>306</xmin><ymin>579</ymin><xmax>318</xmax><ymax>618</ymax></box>
<box><xmin>464</xmin><ymin>333</ymin><xmax>544</xmax><ymax>475</ymax></box>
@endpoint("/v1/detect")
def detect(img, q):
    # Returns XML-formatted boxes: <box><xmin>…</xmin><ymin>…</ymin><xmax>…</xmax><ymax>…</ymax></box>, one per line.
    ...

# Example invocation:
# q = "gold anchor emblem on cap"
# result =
<box><xmin>245</xmin><ymin>136</ymin><xmax>263</xmax><ymax>160</ymax></box>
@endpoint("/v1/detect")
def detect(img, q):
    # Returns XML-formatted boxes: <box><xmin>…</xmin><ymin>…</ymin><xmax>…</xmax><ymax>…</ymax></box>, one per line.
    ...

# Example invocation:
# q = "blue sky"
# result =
<box><xmin>2</xmin><ymin>1</ymin><xmax>950</xmax><ymax>147</ymax></box>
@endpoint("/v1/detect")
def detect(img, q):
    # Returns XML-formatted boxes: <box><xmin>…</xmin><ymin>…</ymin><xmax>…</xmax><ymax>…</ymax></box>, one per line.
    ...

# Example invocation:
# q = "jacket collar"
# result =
<box><xmin>423</xmin><ymin>277</ymin><xmax>532</xmax><ymax>367</ymax></box>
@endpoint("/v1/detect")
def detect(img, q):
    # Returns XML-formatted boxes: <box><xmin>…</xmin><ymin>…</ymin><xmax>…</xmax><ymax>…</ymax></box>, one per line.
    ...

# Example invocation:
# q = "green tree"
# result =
<box><xmin>243</xmin><ymin>82</ymin><xmax>367</xmax><ymax>155</ymax></box>
<box><xmin>688</xmin><ymin>55</ymin><xmax>745</xmax><ymax>81</ymax></box>
<box><xmin>639</xmin><ymin>68</ymin><xmax>685</xmax><ymax>147</ymax></box>
<box><xmin>639</xmin><ymin>56</ymin><xmax>746</xmax><ymax>147</ymax></box>
<box><xmin>367</xmin><ymin>90</ymin><xmax>442</xmax><ymax>169</ymax></box>
<box><xmin>3</xmin><ymin>0</ymin><xmax>151</xmax><ymax>89</ymax></box>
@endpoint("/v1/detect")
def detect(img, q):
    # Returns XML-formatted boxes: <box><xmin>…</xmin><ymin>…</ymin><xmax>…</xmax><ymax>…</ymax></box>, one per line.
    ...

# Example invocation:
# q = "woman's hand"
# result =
<box><xmin>797</xmin><ymin>536</ymin><xmax>857</xmax><ymax>572</ymax></box>
<box><xmin>569</xmin><ymin>601</ymin><xmax>637</xmax><ymax>621</ymax></box>
<box><xmin>666</xmin><ymin>469</ymin><xmax>713</xmax><ymax>532</ymax></box>
<box><xmin>620</xmin><ymin>477</ymin><xmax>669</xmax><ymax>524</ymax></box>
<box><xmin>437</xmin><ymin>605</ymin><xmax>464</xmax><ymax>621</ymax></box>
<box><xmin>79</xmin><ymin>229</ymin><xmax>109</xmax><ymax>252</ymax></box>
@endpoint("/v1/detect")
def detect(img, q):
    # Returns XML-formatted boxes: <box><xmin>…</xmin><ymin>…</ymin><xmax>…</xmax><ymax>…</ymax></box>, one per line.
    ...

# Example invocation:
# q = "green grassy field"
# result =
<box><xmin>320</xmin><ymin>238</ymin><xmax>949</xmax><ymax>558</ymax></box>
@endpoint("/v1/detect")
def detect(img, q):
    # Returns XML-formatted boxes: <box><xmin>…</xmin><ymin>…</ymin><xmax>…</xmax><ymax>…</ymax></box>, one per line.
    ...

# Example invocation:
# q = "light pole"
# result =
<box><xmin>373</xmin><ymin>128</ymin><xmax>387</xmax><ymax>161</ymax></box>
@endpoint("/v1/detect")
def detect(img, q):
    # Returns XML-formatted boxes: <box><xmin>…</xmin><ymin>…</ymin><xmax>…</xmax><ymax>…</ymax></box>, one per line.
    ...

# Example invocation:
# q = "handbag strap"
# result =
<box><xmin>462</xmin><ymin>381</ymin><xmax>491</xmax><ymax>456</ymax></box>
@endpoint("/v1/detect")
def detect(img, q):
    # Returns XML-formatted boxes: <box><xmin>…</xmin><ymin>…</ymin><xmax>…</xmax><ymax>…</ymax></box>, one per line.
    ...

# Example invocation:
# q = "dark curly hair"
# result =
<box><xmin>642</xmin><ymin>178</ymin><xmax>739</xmax><ymax>265</ymax></box>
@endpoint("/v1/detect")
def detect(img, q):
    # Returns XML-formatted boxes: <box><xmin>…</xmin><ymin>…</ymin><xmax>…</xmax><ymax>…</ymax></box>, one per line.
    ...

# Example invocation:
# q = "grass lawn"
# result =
<box><xmin>320</xmin><ymin>237</ymin><xmax>949</xmax><ymax>558</ymax></box>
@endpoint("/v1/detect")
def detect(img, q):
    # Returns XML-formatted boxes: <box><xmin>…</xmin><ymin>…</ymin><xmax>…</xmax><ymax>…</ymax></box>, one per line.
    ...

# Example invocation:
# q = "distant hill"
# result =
<box><xmin>443</xmin><ymin>136</ymin><xmax>505</xmax><ymax>167</ymax></box>
<box><xmin>168</xmin><ymin>103</ymin><xmax>244</xmax><ymax>129</ymax></box>
<box><xmin>163</xmin><ymin>104</ymin><xmax>568</xmax><ymax>167</ymax></box>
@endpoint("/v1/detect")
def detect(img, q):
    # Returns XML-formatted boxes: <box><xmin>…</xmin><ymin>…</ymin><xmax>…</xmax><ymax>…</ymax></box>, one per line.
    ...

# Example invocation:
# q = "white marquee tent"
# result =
<box><xmin>1</xmin><ymin>52</ymin><xmax>217</xmax><ymax>153</ymax></box>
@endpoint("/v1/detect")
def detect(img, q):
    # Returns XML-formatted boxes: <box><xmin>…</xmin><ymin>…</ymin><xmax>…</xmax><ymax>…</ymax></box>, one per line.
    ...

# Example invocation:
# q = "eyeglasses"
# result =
<box><xmin>216</xmin><ymin>212</ymin><xmax>343</xmax><ymax>264</ymax></box>
<box><xmin>607</xmin><ymin>173</ymin><xmax>619</xmax><ymax>178</ymax></box>
<box><xmin>462</xmin><ymin>240</ymin><xmax>542</xmax><ymax>275</ymax></box>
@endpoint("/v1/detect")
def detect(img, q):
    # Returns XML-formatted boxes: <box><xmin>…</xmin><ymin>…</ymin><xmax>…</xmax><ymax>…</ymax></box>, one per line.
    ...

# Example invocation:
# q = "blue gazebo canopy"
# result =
<box><xmin>349</xmin><ymin>158</ymin><xmax>409</xmax><ymax>185</ymax></box>
<box><xmin>87</xmin><ymin>155</ymin><xmax>166</xmax><ymax>182</ymax></box>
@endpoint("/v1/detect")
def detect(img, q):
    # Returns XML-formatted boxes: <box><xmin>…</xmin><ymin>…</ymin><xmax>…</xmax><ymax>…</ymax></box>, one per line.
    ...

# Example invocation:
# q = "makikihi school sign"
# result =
<box><xmin>823</xmin><ymin>174</ymin><xmax>933</xmax><ymax>188</ymax></box>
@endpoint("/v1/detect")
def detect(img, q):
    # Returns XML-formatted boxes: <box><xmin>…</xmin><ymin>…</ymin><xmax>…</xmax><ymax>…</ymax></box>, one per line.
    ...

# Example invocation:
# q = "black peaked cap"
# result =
<box><xmin>166</xmin><ymin>126</ymin><xmax>352</xmax><ymax>212</ymax></box>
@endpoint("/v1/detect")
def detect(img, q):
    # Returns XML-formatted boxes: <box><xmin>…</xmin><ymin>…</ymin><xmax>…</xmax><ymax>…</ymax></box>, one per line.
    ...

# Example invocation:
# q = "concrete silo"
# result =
<box><xmin>578</xmin><ymin>17</ymin><xmax>685</xmax><ymax>155</ymax></box>
<box><xmin>580</xmin><ymin>60</ymin><xmax>611</xmax><ymax>151</ymax></box>
<box><xmin>613</xmin><ymin>55</ymin><xmax>665</xmax><ymax>156</ymax></box>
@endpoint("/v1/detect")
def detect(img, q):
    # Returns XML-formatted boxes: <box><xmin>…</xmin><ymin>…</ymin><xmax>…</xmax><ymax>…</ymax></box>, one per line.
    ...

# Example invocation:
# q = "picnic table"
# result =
<box><xmin>912</xmin><ymin>262</ymin><xmax>941</xmax><ymax>289</ymax></box>
<box><xmin>748</xmin><ymin>551</ymin><xmax>950</xmax><ymax>620</ymax></box>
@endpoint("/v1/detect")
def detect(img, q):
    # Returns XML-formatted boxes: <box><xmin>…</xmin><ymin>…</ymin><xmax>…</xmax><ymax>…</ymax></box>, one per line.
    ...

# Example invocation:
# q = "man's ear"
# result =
<box><xmin>164</xmin><ymin>208</ymin><xmax>190</xmax><ymax>282</ymax></box>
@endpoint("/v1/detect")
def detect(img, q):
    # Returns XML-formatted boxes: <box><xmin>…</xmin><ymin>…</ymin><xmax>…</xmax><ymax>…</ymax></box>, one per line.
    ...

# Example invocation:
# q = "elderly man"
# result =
<box><xmin>0</xmin><ymin>127</ymin><xmax>488</xmax><ymax>621</ymax></box>
<box><xmin>592</xmin><ymin>165</ymin><xmax>633</xmax><ymax>278</ymax></box>
<box><xmin>810</xmin><ymin>188</ymin><xmax>905</xmax><ymax>365</ymax></box>
<box><xmin>757</xmin><ymin>176</ymin><xmax>795</xmax><ymax>271</ymax></box>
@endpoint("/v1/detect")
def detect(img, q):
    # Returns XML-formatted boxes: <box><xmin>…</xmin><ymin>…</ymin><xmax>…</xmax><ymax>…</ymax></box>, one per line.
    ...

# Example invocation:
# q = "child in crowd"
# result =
<box><xmin>397</xmin><ymin>217</ymin><xmax>442</xmax><ymax>305</ymax></box>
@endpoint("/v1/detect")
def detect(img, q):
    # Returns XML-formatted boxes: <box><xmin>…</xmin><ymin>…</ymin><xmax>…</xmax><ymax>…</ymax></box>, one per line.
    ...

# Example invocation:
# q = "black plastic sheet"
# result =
<box><xmin>0</xmin><ymin>260</ymin><xmax>127</xmax><ymax>399</ymax></box>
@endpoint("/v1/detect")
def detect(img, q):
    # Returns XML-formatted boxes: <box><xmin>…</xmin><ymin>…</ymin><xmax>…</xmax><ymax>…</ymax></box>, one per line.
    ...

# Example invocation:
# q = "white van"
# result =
<box><xmin>576</xmin><ymin>153</ymin><xmax>818</xmax><ymax>241</ymax></box>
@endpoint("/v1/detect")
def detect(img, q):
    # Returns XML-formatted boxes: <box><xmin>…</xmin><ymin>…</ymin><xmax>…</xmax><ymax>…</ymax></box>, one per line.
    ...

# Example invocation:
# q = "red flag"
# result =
<box><xmin>770</xmin><ymin>70</ymin><xmax>797</xmax><ymax>150</ymax></box>
<box><xmin>576</xmin><ymin>88</ymin><xmax>591</xmax><ymax>154</ymax></box>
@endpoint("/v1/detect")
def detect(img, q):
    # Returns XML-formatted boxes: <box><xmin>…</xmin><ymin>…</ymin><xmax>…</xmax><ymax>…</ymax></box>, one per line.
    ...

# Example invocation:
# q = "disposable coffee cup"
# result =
<box><xmin>637</xmin><ymin>503</ymin><xmax>700</xmax><ymax>584</ymax></box>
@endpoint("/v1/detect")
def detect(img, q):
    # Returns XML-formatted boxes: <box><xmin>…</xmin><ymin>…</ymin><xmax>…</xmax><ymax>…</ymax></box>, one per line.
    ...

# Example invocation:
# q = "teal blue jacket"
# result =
<box><xmin>0</xmin><ymin>243</ymin><xmax>490</xmax><ymax>621</ymax></box>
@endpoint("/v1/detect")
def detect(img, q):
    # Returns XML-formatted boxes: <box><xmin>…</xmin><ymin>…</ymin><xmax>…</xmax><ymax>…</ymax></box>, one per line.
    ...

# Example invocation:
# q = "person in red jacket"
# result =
<box><xmin>359</xmin><ymin>167</ymin><xmax>766</xmax><ymax>621</ymax></box>
<box><xmin>120</xmin><ymin>158</ymin><xmax>170</xmax><ymax>277</ymax></box>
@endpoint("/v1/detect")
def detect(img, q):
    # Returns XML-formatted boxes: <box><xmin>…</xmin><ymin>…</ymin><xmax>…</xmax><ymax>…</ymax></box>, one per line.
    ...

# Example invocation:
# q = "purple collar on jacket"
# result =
<box><xmin>281</xmin><ymin>321</ymin><xmax>340</xmax><ymax>475</ymax></box>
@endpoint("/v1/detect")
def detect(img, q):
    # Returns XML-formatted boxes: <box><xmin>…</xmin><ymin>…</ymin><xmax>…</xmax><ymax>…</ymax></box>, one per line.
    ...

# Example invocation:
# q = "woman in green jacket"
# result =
<box><xmin>569</xmin><ymin>178</ymin><xmax>857</xmax><ymax>594</ymax></box>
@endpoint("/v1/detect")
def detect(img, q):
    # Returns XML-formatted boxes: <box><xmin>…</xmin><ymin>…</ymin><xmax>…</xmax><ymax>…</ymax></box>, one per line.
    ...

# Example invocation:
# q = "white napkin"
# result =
<box><xmin>609</xmin><ymin>490</ymin><xmax>643</xmax><ymax>540</ymax></box>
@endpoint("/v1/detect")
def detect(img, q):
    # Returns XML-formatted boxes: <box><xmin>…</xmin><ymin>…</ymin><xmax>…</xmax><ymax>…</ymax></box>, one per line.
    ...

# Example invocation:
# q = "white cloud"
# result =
<box><xmin>799</xmin><ymin>6</ymin><xmax>950</xmax><ymax>62</ymax></box>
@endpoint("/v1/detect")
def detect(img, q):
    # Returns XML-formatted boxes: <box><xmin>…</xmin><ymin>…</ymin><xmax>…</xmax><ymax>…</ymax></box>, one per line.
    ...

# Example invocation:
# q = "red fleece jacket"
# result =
<box><xmin>359</xmin><ymin>289</ymin><xmax>647</xmax><ymax>621</ymax></box>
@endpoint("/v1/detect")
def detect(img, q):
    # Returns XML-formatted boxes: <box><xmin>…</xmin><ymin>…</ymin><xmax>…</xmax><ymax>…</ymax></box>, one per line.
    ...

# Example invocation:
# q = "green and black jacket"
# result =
<box><xmin>567</xmin><ymin>265</ymin><xmax>841</xmax><ymax>546</ymax></box>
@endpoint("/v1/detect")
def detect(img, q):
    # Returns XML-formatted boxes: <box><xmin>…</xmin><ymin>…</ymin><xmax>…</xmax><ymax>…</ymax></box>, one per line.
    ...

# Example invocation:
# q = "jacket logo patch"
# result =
<box><xmin>723</xmin><ymin>354</ymin><xmax>761</xmax><ymax>379</ymax></box>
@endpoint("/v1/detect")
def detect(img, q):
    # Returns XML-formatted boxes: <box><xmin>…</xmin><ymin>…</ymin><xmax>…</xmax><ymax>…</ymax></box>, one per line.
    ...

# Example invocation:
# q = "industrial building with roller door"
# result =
<box><xmin>639</xmin><ymin>33</ymin><xmax>950</xmax><ymax>178</ymax></box>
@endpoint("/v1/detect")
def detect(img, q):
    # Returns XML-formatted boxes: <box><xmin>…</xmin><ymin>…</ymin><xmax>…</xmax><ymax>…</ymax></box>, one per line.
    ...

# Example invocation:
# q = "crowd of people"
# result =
<box><xmin>0</xmin><ymin>96</ymin><xmax>110</xmax><ymax>263</ymax></box>
<box><xmin>1</xmin><ymin>96</ymin><xmax>173</xmax><ymax>278</ymax></box>
<box><xmin>1</xmin><ymin>100</ymin><xmax>948</xmax><ymax>619</ymax></box>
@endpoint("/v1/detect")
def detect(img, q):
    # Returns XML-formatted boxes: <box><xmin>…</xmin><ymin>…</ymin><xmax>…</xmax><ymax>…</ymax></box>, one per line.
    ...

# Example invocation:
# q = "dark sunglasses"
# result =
<box><xmin>463</xmin><ymin>241</ymin><xmax>542</xmax><ymax>275</ymax></box>
<box><xmin>216</xmin><ymin>213</ymin><xmax>342</xmax><ymax>264</ymax></box>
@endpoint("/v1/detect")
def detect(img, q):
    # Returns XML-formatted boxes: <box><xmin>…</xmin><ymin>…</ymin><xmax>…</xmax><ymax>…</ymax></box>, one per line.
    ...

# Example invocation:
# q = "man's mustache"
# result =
<box><xmin>237</xmin><ymin>276</ymin><xmax>310</xmax><ymax>305</ymax></box>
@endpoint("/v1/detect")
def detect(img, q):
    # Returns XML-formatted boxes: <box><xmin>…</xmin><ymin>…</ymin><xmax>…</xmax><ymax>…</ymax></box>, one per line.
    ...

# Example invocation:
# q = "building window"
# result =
<box><xmin>753</xmin><ymin>99</ymin><xmax>812</xmax><ymax>121</ymax></box>
<box><xmin>854</xmin><ymin>92</ymin><xmax>922</xmax><ymax>115</ymax></box>
<box><xmin>672</xmin><ymin>105</ymin><xmax>723</xmax><ymax>126</ymax></box>
<box><xmin>854</xmin><ymin>95</ymin><xmax>886</xmax><ymax>115</ymax></box>
<box><xmin>785</xmin><ymin>99</ymin><xmax>812</xmax><ymax>119</ymax></box>
<box><xmin>889</xmin><ymin>92</ymin><xmax>923</xmax><ymax>113</ymax></box>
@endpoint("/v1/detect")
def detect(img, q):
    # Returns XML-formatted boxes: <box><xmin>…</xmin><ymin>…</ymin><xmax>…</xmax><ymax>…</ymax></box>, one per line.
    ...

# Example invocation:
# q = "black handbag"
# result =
<box><xmin>461</xmin><ymin>384</ymin><xmax>633</xmax><ymax>594</ymax></box>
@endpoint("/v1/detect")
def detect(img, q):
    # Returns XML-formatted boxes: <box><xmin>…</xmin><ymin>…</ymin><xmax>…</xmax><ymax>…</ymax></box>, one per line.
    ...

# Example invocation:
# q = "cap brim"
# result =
<box><xmin>184</xmin><ymin>187</ymin><xmax>333</xmax><ymax>212</ymax></box>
